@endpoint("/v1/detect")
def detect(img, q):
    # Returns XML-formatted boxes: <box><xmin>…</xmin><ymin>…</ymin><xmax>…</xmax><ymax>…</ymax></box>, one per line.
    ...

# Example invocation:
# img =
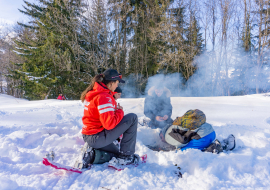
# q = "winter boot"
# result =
<box><xmin>116</xmin><ymin>154</ymin><xmax>140</xmax><ymax>165</ymax></box>
<box><xmin>74</xmin><ymin>143</ymin><xmax>116</xmax><ymax>168</ymax></box>
<box><xmin>73</xmin><ymin>142</ymin><xmax>95</xmax><ymax>169</ymax></box>
<box><xmin>221</xmin><ymin>134</ymin><xmax>236</xmax><ymax>151</ymax></box>
<box><xmin>203</xmin><ymin>139</ymin><xmax>223</xmax><ymax>154</ymax></box>
<box><xmin>81</xmin><ymin>147</ymin><xmax>95</xmax><ymax>169</ymax></box>
<box><xmin>212</xmin><ymin>139</ymin><xmax>224</xmax><ymax>153</ymax></box>
<box><xmin>92</xmin><ymin>149</ymin><xmax>113</xmax><ymax>164</ymax></box>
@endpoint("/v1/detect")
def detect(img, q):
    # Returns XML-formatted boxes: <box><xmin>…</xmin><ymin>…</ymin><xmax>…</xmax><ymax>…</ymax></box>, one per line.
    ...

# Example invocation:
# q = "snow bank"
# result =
<box><xmin>0</xmin><ymin>93</ymin><xmax>270</xmax><ymax>189</ymax></box>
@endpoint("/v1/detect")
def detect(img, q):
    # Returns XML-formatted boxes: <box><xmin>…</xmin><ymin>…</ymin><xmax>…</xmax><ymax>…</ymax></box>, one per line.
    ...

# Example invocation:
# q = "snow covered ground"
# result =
<box><xmin>1</xmin><ymin>93</ymin><xmax>270</xmax><ymax>190</ymax></box>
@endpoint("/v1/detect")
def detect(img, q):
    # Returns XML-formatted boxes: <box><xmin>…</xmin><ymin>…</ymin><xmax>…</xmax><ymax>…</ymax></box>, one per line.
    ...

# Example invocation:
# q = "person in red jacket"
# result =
<box><xmin>80</xmin><ymin>69</ymin><xmax>139</xmax><ymax>168</ymax></box>
<box><xmin>57</xmin><ymin>94</ymin><xmax>65</xmax><ymax>100</ymax></box>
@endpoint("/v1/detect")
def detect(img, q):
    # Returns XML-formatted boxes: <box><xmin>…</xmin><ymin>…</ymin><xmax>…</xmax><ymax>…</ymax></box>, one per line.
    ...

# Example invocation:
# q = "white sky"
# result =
<box><xmin>0</xmin><ymin>0</ymin><xmax>36</xmax><ymax>25</ymax></box>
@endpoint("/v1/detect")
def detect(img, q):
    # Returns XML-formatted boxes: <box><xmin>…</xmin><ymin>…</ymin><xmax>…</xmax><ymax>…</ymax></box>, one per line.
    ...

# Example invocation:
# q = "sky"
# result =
<box><xmin>0</xmin><ymin>0</ymin><xmax>36</xmax><ymax>25</ymax></box>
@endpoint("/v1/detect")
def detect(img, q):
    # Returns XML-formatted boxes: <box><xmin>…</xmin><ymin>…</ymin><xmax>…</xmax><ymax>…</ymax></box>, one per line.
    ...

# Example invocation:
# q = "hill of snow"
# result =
<box><xmin>0</xmin><ymin>93</ymin><xmax>270</xmax><ymax>189</ymax></box>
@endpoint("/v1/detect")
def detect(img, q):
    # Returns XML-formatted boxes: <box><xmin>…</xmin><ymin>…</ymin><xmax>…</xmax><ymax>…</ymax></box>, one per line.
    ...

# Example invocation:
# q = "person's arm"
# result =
<box><xmin>144</xmin><ymin>96</ymin><xmax>155</xmax><ymax>120</ymax></box>
<box><xmin>160</xmin><ymin>97</ymin><xmax>172</xmax><ymax>119</ymax></box>
<box><xmin>97</xmin><ymin>94</ymin><xmax>124</xmax><ymax>130</ymax></box>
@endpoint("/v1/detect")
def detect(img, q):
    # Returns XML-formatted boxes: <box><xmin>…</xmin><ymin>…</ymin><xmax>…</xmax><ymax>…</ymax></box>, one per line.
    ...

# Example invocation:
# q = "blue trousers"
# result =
<box><xmin>181</xmin><ymin>131</ymin><xmax>216</xmax><ymax>151</ymax></box>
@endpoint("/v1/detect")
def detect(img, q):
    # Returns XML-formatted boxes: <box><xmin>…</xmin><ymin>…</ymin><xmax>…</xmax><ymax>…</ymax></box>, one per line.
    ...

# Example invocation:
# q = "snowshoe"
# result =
<box><xmin>118</xmin><ymin>154</ymin><xmax>140</xmax><ymax>165</ymax></box>
<box><xmin>108</xmin><ymin>154</ymin><xmax>147</xmax><ymax>171</ymax></box>
<box><xmin>43</xmin><ymin>151</ymin><xmax>84</xmax><ymax>174</ymax></box>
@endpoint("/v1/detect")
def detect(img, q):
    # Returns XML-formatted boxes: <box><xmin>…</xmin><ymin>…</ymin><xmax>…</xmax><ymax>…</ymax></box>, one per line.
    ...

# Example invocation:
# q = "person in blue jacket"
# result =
<box><xmin>144</xmin><ymin>85</ymin><xmax>173</xmax><ymax>128</ymax></box>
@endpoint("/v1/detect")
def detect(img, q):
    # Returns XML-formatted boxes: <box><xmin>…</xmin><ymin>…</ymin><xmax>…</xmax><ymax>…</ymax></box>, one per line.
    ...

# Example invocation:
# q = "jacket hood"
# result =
<box><xmin>148</xmin><ymin>86</ymin><xmax>171</xmax><ymax>97</ymax></box>
<box><xmin>85</xmin><ymin>82</ymin><xmax>116</xmax><ymax>102</ymax></box>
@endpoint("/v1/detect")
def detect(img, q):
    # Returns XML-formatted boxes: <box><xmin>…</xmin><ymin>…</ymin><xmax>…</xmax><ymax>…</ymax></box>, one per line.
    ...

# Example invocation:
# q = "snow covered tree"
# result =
<box><xmin>13</xmin><ymin>0</ymin><xmax>88</xmax><ymax>100</ymax></box>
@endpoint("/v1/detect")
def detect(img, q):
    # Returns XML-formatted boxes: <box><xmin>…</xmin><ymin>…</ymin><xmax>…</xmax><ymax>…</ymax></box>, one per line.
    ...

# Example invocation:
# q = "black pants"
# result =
<box><xmin>82</xmin><ymin>113</ymin><xmax>138</xmax><ymax>157</ymax></box>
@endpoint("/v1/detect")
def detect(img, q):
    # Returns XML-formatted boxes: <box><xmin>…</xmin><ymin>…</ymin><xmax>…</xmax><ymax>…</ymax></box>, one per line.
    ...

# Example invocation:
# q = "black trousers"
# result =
<box><xmin>82</xmin><ymin>113</ymin><xmax>138</xmax><ymax>157</ymax></box>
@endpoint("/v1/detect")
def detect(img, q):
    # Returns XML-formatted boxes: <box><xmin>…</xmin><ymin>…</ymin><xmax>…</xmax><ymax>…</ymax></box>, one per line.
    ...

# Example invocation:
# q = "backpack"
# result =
<box><xmin>159</xmin><ymin>109</ymin><xmax>212</xmax><ymax>148</ymax></box>
<box><xmin>172</xmin><ymin>109</ymin><xmax>206</xmax><ymax>130</ymax></box>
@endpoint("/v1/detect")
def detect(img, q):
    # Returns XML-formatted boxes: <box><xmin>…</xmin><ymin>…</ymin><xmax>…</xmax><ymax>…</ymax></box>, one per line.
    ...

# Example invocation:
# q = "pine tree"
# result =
<box><xmin>129</xmin><ymin>0</ymin><xmax>173</xmax><ymax>77</ymax></box>
<box><xmin>84</xmin><ymin>0</ymin><xmax>109</xmax><ymax>74</ymax></box>
<box><xmin>164</xmin><ymin>2</ymin><xmax>203</xmax><ymax>82</ymax></box>
<box><xmin>13</xmin><ymin>0</ymin><xmax>89</xmax><ymax>100</ymax></box>
<box><xmin>108</xmin><ymin>0</ymin><xmax>134</xmax><ymax>75</ymax></box>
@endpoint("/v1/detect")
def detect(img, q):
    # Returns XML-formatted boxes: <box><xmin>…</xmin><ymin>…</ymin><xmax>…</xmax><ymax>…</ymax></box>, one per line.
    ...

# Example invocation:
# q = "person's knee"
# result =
<box><xmin>126</xmin><ymin>113</ymin><xmax>138</xmax><ymax>122</ymax></box>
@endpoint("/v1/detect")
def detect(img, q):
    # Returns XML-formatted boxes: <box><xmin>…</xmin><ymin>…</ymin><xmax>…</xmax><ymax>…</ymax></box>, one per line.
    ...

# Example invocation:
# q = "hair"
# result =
<box><xmin>80</xmin><ymin>74</ymin><xmax>115</xmax><ymax>102</ymax></box>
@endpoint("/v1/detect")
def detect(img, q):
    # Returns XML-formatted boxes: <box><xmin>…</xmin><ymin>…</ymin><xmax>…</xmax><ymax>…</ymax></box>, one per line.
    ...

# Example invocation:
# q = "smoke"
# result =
<box><xmin>184</xmin><ymin>48</ymin><xmax>270</xmax><ymax>96</ymax></box>
<box><xmin>141</xmin><ymin>48</ymin><xmax>270</xmax><ymax>97</ymax></box>
<box><xmin>118</xmin><ymin>46</ymin><xmax>270</xmax><ymax>98</ymax></box>
<box><xmin>119</xmin><ymin>73</ymin><xmax>185</xmax><ymax>98</ymax></box>
<box><xmin>144</xmin><ymin>73</ymin><xmax>184</xmax><ymax>97</ymax></box>
<box><xmin>119</xmin><ymin>74</ymin><xmax>147</xmax><ymax>98</ymax></box>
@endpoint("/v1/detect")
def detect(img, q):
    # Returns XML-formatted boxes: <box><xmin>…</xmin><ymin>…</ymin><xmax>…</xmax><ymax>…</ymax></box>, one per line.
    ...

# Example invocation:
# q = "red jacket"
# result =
<box><xmin>82</xmin><ymin>82</ymin><xmax>124</xmax><ymax>135</ymax></box>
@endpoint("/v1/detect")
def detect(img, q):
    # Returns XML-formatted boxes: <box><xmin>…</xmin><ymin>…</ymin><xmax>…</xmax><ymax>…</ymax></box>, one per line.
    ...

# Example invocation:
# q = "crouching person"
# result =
<box><xmin>159</xmin><ymin>109</ymin><xmax>235</xmax><ymax>153</ymax></box>
<box><xmin>76</xmin><ymin>69</ymin><xmax>139</xmax><ymax>169</ymax></box>
<box><xmin>144</xmin><ymin>85</ymin><xmax>173</xmax><ymax>128</ymax></box>
<box><xmin>113</xmin><ymin>87</ymin><xmax>122</xmax><ymax>100</ymax></box>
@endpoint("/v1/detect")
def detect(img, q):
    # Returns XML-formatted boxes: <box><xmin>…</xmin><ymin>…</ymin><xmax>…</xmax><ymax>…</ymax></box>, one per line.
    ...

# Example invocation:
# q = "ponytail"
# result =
<box><xmin>80</xmin><ymin>73</ymin><xmax>113</xmax><ymax>102</ymax></box>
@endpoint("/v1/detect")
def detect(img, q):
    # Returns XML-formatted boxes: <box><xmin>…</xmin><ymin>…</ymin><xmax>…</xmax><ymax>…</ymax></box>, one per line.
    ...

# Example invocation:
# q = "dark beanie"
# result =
<box><xmin>115</xmin><ymin>87</ymin><xmax>122</xmax><ymax>93</ymax></box>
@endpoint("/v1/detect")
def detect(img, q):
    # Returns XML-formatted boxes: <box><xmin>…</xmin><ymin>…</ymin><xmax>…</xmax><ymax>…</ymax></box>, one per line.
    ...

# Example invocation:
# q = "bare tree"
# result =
<box><xmin>0</xmin><ymin>25</ymin><xmax>24</xmax><ymax>97</ymax></box>
<box><xmin>219</xmin><ymin>0</ymin><xmax>235</xmax><ymax>95</ymax></box>
<box><xmin>254</xmin><ymin>0</ymin><xmax>270</xmax><ymax>93</ymax></box>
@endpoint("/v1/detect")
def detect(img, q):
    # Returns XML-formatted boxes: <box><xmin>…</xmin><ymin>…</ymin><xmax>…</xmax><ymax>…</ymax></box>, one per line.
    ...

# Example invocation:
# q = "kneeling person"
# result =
<box><xmin>77</xmin><ymin>69</ymin><xmax>139</xmax><ymax>169</ymax></box>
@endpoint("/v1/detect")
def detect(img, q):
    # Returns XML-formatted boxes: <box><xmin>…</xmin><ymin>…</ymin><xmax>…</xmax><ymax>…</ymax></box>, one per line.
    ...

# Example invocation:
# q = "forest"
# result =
<box><xmin>0</xmin><ymin>0</ymin><xmax>269</xmax><ymax>100</ymax></box>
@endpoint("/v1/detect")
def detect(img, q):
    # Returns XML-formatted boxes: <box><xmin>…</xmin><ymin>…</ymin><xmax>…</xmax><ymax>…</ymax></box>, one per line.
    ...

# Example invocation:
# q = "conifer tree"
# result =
<box><xmin>108</xmin><ymin>0</ymin><xmax>134</xmax><ymax>75</ymax></box>
<box><xmin>13</xmin><ymin>0</ymin><xmax>88</xmax><ymax>100</ymax></box>
<box><xmin>84</xmin><ymin>0</ymin><xmax>109</xmax><ymax>74</ymax></box>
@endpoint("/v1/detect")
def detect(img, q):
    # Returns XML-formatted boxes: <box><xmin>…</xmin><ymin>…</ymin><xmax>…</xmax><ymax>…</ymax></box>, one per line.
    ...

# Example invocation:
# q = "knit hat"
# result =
<box><xmin>114</xmin><ymin>87</ymin><xmax>122</xmax><ymax>93</ymax></box>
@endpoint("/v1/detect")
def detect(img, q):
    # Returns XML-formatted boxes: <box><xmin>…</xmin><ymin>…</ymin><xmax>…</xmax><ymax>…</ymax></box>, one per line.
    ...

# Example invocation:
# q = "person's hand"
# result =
<box><xmin>163</xmin><ymin>115</ymin><xmax>168</xmax><ymax>120</ymax></box>
<box><xmin>159</xmin><ymin>132</ymin><xmax>166</xmax><ymax>142</ymax></box>
<box><xmin>156</xmin><ymin>116</ymin><xmax>163</xmax><ymax>121</ymax></box>
<box><xmin>117</xmin><ymin>103</ymin><xmax>123</xmax><ymax>110</ymax></box>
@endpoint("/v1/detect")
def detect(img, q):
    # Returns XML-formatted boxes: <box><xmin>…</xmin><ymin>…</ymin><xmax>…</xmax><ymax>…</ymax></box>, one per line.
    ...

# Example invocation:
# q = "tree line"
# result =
<box><xmin>0</xmin><ymin>0</ymin><xmax>269</xmax><ymax>100</ymax></box>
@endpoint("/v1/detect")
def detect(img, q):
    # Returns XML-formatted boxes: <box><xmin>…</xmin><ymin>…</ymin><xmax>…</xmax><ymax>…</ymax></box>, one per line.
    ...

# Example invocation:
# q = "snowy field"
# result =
<box><xmin>1</xmin><ymin>93</ymin><xmax>270</xmax><ymax>190</ymax></box>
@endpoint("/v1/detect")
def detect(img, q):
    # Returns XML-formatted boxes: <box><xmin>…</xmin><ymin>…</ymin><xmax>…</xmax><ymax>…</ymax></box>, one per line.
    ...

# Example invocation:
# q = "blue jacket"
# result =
<box><xmin>144</xmin><ymin>87</ymin><xmax>172</xmax><ymax>121</ymax></box>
